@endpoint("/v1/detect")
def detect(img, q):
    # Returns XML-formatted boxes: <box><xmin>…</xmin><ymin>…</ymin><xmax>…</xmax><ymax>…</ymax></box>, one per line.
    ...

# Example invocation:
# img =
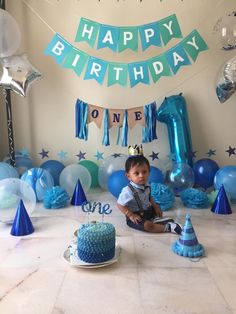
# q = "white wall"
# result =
<box><xmin>1</xmin><ymin>0</ymin><xmax>236</xmax><ymax>168</ymax></box>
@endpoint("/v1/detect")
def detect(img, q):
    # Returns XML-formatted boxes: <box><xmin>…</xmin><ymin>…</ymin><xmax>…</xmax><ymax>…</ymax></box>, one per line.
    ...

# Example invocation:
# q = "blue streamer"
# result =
<box><xmin>116</xmin><ymin>126</ymin><xmax>121</xmax><ymax>145</ymax></box>
<box><xmin>75</xmin><ymin>99</ymin><xmax>88</xmax><ymax>140</ymax></box>
<box><xmin>102</xmin><ymin>109</ymin><xmax>110</xmax><ymax>146</ymax></box>
<box><xmin>121</xmin><ymin>110</ymin><xmax>128</xmax><ymax>146</ymax></box>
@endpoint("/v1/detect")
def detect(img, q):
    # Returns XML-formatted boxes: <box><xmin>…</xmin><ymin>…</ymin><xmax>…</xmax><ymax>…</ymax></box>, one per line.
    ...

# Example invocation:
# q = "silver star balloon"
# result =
<box><xmin>0</xmin><ymin>54</ymin><xmax>42</xmax><ymax>97</ymax></box>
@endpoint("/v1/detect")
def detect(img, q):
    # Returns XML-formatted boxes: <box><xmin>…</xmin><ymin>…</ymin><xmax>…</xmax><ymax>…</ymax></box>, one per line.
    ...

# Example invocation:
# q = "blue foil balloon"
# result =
<box><xmin>156</xmin><ymin>94</ymin><xmax>193</xmax><ymax>167</ymax></box>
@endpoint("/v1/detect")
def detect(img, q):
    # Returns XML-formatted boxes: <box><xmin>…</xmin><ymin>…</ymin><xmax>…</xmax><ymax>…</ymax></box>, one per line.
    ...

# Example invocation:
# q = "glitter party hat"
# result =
<box><xmin>11</xmin><ymin>199</ymin><xmax>34</xmax><ymax>236</ymax></box>
<box><xmin>211</xmin><ymin>185</ymin><xmax>232</xmax><ymax>215</ymax></box>
<box><xmin>71</xmin><ymin>179</ymin><xmax>87</xmax><ymax>206</ymax></box>
<box><xmin>172</xmin><ymin>214</ymin><xmax>204</xmax><ymax>258</ymax></box>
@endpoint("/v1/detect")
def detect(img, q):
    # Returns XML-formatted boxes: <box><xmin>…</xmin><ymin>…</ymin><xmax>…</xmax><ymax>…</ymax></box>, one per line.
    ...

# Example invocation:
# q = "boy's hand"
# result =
<box><xmin>153</xmin><ymin>205</ymin><xmax>163</xmax><ymax>217</ymax></box>
<box><xmin>129</xmin><ymin>213</ymin><xmax>142</xmax><ymax>224</ymax></box>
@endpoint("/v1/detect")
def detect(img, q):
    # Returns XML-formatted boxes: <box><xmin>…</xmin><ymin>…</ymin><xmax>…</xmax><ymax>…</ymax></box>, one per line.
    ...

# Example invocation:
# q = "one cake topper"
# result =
<box><xmin>128</xmin><ymin>144</ymin><xmax>143</xmax><ymax>157</ymax></box>
<box><xmin>82</xmin><ymin>201</ymin><xmax>112</xmax><ymax>223</ymax></box>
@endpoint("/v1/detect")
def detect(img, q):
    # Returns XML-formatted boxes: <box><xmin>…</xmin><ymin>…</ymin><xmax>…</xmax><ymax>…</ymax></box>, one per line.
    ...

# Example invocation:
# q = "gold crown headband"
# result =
<box><xmin>128</xmin><ymin>145</ymin><xmax>143</xmax><ymax>156</ymax></box>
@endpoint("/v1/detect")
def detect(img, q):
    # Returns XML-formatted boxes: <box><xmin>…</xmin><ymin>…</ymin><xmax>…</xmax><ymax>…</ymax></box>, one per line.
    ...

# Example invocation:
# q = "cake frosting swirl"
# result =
<box><xmin>77</xmin><ymin>222</ymin><xmax>116</xmax><ymax>263</ymax></box>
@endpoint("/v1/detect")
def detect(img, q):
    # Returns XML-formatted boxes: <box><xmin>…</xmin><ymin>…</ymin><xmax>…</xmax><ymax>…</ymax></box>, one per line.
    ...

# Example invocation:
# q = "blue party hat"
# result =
<box><xmin>11</xmin><ymin>199</ymin><xmax>34</xmax><ymax>236</ymax></box>
<box><xmin>71</xmin><ymin>179</ymin><xmax>87</xmax><ymax>206</ymax></box>
<box><xmin>172</xmin><ymin>214</ymin><xmax>204</xmax><ymax>258</ymax></box>
<box><xmin>211</xmin><ymin>185</ymin><xmax>232</xmax><ymax>215</ymax></box>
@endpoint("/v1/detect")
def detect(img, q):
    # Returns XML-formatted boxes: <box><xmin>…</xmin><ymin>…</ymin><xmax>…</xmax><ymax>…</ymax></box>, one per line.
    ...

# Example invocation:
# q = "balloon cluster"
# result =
<box><xmin>0</xmin><ymin>8</ymin><xmax>42</xmax><ymax>96</ymax></box>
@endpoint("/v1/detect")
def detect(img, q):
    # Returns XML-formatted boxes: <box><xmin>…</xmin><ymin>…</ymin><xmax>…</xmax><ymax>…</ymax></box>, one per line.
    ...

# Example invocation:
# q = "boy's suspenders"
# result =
<box><xmin>128</xmin><ymin>183</ymin><xmax>144</xmax><ymax>212</ymax></box>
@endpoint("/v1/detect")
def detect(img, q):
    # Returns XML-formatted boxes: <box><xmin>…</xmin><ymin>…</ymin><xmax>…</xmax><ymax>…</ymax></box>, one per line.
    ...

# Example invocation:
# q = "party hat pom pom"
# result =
<box><xmin>44</xmin><ymin>186</ymin><xmax>69</xmax><ymax>209</ymax></box>
<box><xmin>172</xmin><ymin>214</ymin><xmax>204</xmax><ymax>258</ymax></box>
<box><xmin>71</xmin><ymin>179</ymin><xmax>87</xmax><ymax>206</ymax></box>
<box><xmin>211</xmin><ymin>185</ymin><xmax>232</xmax><ymax>215</ymax></box>
<box><xmin>180</xmin><ymin>188</ymin><xmax>209</xmax><ymax>208</ymax></box>
<box><xmin>11</xmin><ymin>199</ymin><xmax>34</xmax><ymax>236</ymax></box>
<box><xmin>151</xmin><ymin>183</ymin><xmax>175</xmax><ymax>211</ymax></box>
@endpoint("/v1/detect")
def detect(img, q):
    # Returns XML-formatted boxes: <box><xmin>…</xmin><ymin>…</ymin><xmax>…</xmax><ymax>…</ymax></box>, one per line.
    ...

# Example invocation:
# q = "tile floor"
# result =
<box><xmin>0</xmin><ymin>188</ymin><xmax>236</xmax><ymax>314</ymax></box>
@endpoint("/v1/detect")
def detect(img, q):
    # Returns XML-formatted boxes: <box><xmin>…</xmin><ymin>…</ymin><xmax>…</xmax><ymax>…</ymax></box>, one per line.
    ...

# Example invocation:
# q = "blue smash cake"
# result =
<box><xmin>77</xmin><ymin>222</ymin><xmax>116</xmax><ymax>263</ymax></box>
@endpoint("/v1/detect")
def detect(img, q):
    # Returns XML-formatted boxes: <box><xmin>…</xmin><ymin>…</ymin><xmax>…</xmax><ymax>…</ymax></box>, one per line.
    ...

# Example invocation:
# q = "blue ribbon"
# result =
<box><xmin>75</xmin><ymin>99</ymin><xmax>88</xmax><ymax>140</ymax></box>
<box><xmin>102</xmin><ymin>109</ymin><xmax>110</xmax><ymax>146</ymax></box>
<box><xmin>121</xmin><ymin>109</ymin><xmax>128</xmax><ymax>146</ymax></box>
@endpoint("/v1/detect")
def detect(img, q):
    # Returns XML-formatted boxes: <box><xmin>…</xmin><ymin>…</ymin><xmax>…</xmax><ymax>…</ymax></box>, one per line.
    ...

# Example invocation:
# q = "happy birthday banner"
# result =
<box><xmin>75</xmin><ymin>15</ymin><xmax>182</xmax><ymax>52</ymax></box>
<box><xmin>44</xmin><ymin>16</ymin><xmax>208</xmax><ymax>87</ymax></box>
<box><xmin>75</xmin><ymin>99</ymin><xmax>157</xmax><ymax>146</ymax></box>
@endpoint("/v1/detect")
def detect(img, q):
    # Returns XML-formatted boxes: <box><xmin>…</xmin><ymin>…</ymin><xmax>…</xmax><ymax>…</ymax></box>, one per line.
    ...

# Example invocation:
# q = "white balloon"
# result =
<box><xmin>0</xmin><ymin>8</ymin><xmax>21</xmax><ymax>58</ymax></box>
<box><xmin>0</xmin><ymin>54</ymin><xmax>43</xmax><ymax>97</ymax></box>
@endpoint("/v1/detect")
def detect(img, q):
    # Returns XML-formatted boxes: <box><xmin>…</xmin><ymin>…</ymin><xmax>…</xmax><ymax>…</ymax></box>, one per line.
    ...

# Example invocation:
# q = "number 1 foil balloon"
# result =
<box><xmin>0</xmin><ymin>54</ymin><xmax>42</xmax><ymax>97</ymax></box>
<box><xmin>157</xmin><ymin>94</ymin><xmax>194</xmax><ymax>167</ymax></box>
<box><xmin>216</xmin><ymin>56</ymin><xmax>236</xmax><ymax>103</ymax></box>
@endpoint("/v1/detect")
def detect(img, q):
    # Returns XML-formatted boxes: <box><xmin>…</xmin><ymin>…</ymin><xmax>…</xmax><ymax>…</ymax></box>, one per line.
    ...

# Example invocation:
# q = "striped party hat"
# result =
<box><xmin>172</xmin><ymin>214</ymin><xmax>204</xmax><ymax>258</ymax></box>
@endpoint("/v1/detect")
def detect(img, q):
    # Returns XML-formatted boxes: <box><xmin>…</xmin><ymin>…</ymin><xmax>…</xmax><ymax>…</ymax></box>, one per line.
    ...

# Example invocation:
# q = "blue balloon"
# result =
<box><xmin>165</xmin><ymin>162</ymin><xmax>195</xmax><ymax>195</ymax></box>
<box><xmin>21</xmin><ymin>168</ymin><xmax>54</xmax><ymax>202</ymax></box>
<box><xmin>108</xmin><ymin>170</ymin><xmax>129</xmax><ymax>198</ymax></box>
<box><xmin>193</xmin><ymin>158</ymin><xmax>219</xmax><ymax>189</ymax></box>
<box><xmin>214</xmin><ymin>166</ymin><xmax>236</xmax><ymax>202</ymax></box>
<box><xmin>157</xmin><ymin>94</ymin><xmax>193</xmax><ymax>167</ymax></box>
<box><xmin>40</xmin><ymin>160</ymin><xmax>65</xmax><ymax>186</ymax></box>
<box><xmin>149</xmin><ymin>166</ymin><xmax>164</xmax><ymax>184</ymax></box>
<box><xmin>0</xmin><ymin>162</ymin><xmax>19</xmax><ymax>180</ymax></box>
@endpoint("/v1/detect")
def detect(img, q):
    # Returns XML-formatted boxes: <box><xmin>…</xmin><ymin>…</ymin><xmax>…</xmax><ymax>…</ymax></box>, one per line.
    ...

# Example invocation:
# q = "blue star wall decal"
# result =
<box><xmin>185</xmin><ymin>151</ymin><xmax>197</xmax><ymax>159</ymax></box>
<box><xmin>149</xmin><ymin>151</ymin><xmax>159</xmax><ymax>161</ymax></box>
<box><xmin>39</xmin><ymin>148</ymin><xmax>49</xmax><ymax>159</ymax></box>
<box><xmin>76</xmin><ymin>151</ymin><xmax>86</xmax><ymax>161</ymax></box>
<box><xmin>225</xmin><ymin>145</ymin><xmax>236</xmax><ymax>157</ymax></box>
<box><xmin>206</xmin><ymin>149</ymin><xmax>216</xmax><ymax>157</ymax></box>
<box><xmin>94</xmin><ymin>151</ymin><xmax>104</xmax><ymax>160</ymax></box>
<box><xmin>112</xmin><ymin>153</ymin><xmax>121</xmax><ymax>158</ymax></box>
<box><xmin>57</xmin><ymin>150</ymin><xmax>68</xmax><ymax>160</ymax></box>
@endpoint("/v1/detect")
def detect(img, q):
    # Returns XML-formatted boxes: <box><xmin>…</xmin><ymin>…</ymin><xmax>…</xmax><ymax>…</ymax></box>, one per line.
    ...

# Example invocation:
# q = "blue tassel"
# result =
<box><xmin>142</xmin><ymin>102</ymin><xmax>157</xmax><ymax>143</ymax></box>
<box><xmin>75</xmin><ymin>99</ymin><xmax>88</xmax><ymax>140</ymax></box>
<box><xmin>116</xmin><ymin>126</ymin><xmax>121</xmax><ymax>145</ymax></box>
<box><xmin>150</xmin><ymin>102</ymin><xmax>157</xmax><ymax>140</ymax></box>
<box><xmin>121</xmin><ymin>110</ymin><xmax>128</xmax><ymax>146</ymax></box>
<box><xmin>75</xmin><ymin>99</ymin><xmax>81</xmax><ymax>137</ymax></box>
<box><xmin>102</xmin><ymin>109</ymin><xmax>110</xmax><ymax>146</ymax></box>
<box><xmin>142</xmin><ymin>105</ymin><xmax>149</xmax><ymax>143</ymax></box>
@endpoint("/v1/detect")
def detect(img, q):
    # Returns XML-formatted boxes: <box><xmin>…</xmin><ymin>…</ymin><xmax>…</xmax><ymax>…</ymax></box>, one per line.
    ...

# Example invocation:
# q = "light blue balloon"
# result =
<box><xmin>98</xmin><ymin>154</ymin><xmax>128</xmax><ymax>190</ymax></box>
<box><xmin>4</xmin><ymin>153</ymin><xmax>33</xmax><ymax>176</ymax></box>
<box><xmin>0</xmin><ymin>162</ymin><xmax>19</xmax><ymax>180</ymax></box>
<box><xmin>157</xmin><ymin>94</ymin><xmax>193</xmax><ymax>167</ymax></box>
<box><xmin>165</xmin><ymin>162</ymin><xmax>195</xmax><ymax>195</ymax></box>
<box><xmin>21</xmin><ymin>168</ymin><xmax>54</xmax><ymax>202</ymax></box>
<box><xmin>214</xmin><ymin>166</ymin><xmax>236</xmax><ymax>202</ymax></box>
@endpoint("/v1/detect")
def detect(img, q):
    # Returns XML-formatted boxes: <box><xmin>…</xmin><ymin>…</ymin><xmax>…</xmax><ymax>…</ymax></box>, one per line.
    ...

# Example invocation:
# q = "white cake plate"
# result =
<box><xmin>63</xmin><ymin>242</ymin><xmax>121</xmax><ymax>268</ymax></box>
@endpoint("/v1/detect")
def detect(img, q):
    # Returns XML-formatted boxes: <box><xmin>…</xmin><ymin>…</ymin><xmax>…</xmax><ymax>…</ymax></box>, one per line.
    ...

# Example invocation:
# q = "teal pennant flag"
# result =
<box><xmin>44</xmin><ymin>33</ymin><xmax>72</xmax><ymax>64</ymax></box>
<box><xmin>148</xmin><ymin>53</ymin><xmax>171</xmax><ymax>83</ymax></box>
<box><xmin>84</xmin><ymin>56</ymin><xmax>107</xmax><ymax>85</ymax></box>
<box><xmin>159</xmin><ymin>14</ymin><xmax>182</xmax><ymax>46</ymax></box>
<box><xmin>119</xmin><ymin>27</ymin><xmax>138</xmax><ymax>52</ymax></box>
<box><xmin>182</xmin><ymin>29</ymin><xmax>209</xmax><ymax>62</ymax></box>
<box><xmin>108</xmin><ymin>62</ymin><xmax>128</xmax><ymax>87</ymax></box>
<box><xmin>139</xmin><ymin>22</ymin><xmax>161</xmax><ymax>51</ymax></box>
<box><xmin>97</xmin><ymin>24</ymin><xmax>119</xmax><ymax>52</ymax></box>
<box><xmin>165</xmin><ymin>43</ymin><xmax>191</xmax><ymax>75</ymax></box>
<box><xmin>63</xmin><ymin>47</ymin><xmax>88</xmax><ymax>76</ymax></box>
<box><xmin>75</xmin><ymin>18</ymin><xmax>100</xmax><ymax>47</ymax></box>
<box><xmin>129</xmin><ymin>61</ymin><xmax>150</xmax><ymax>87</ymax></box>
